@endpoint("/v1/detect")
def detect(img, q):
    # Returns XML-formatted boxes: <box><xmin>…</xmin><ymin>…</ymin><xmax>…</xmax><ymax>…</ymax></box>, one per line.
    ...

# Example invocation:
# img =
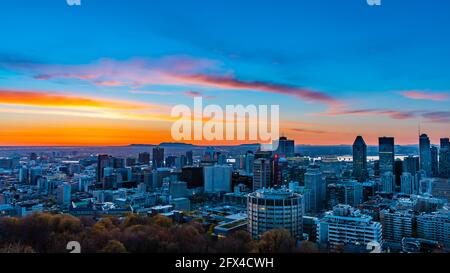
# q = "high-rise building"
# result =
<box><xmin>152</xmin><ymin>147</ymin><xmax>165</xmax><ymax>168</ymax></box>
<box><xmin>165</xmin><ymin>155</ymin><xmax>177</xmax><ymax>168</ymax></box>
<box><xmin>247</xmin><ymin>188</ymin><xmax>303</xmax><ymax>240</ymax></box>
<box><xmin>417</xmin><ymin>210</ymin><xmax>450</xmax><ymax>248</ymax></box>
<box><xmin>327</xmin><ymin>180</ymin><xmax>363</xmax><ymax>208</ymax></box>
<box><xmin>186</xmin><ymin>150</ymin><xmax>194</xmax><ymax>166</ymax></box>
<box><xmin>18</xmin><ymin>166</ymin><xmax>29</xmax><ymax>183</ymax></box>
<box><xmin>439</xmin><ymin>138</ymin><xmax>450</xmax><ymax>178</ymax></box>
<box><xmin>181</xmin><ymin>166</ymin><xmax>204</xmax><ymax>189</ymax></box>
<box><xmin>253</xmin><ymin>158</ymin><xmax>272</xmax><ymax>191</ymax></box>
<box><xmin>431</xmin><ymin>146</ymin><xmax>439</xmax><ymax>177</ymax></box>
<box><xmin>57</xmin><ymin>183</ymin><xmax>72</xmax><ymax>207</ymax></box>
<box><xmin>305</xmin><ymin>170</ymin><xmax>325</xmax><ymax>213</ymax></box>
<box><xmin>379</xmin><ymin>137</ymin><xmax>395</xmax><ymax>175</ymax></box>
<box><xmin>113</xmin><ymin>157</ymin><xmax>125</xmax><ymax>169</ymax></box>
<box><xmin>204</xmin><ymin>165</ymin><xmax>233</xmax><ymax>193</ymax></box>
<box><xmin>126</xmin><ymin>157</ymin><xmax>136</xmax><ymax>167</ymax></box>
<box><xmin>97</xmin><ymin>154</ymin><xmax>112</xmax><ymax>183</ymax></box>
<box><xmin>380</xmin><ymin>209</ymin><xmax>414</xmax><ymax>248</ymax></box>
<box><xmin>138</xmin><ymin>152</ymin><xmax>150</xmax><ymax>165</ymax></box>
<box><xmin>403</xmin><ymin>156</ymin><xmax>420</xmax><ymax>175</ymax></box>
<box><xmin>274</xmin><ymin>136</ymin><xmax>295</xmax><ymax>157</ymax></box>
<box><xmin>29</xmin><ymin>166</ymin><xmax>43</xmax><ymax>186</ymax></box>
<box><xmin>419</xmin><ymin>134</ymin><xmax>432</xmax><ymax>177</ymax></box>
<box><xmin>400</xmin><ymin>172</ymin><xmax>416</xmax><ymax>195</ymax></box>
<box><xmin>380</xmin><ymin>172</ymin><xmax>395</xmax><ymax>193</ymax></box>
<box><xmin>317</xmin><ymin>205</ymin><xmax>383</xmax><ymax>252</ymax></box>
<box><xmin>245</xmin><ymin>151</ymin><xmax>255</xmax><ymax>175</ymax></box>
<box><xmin>394</xmin><ymin>159</ymin><xmax>404</xmax><ymax>188</ymax></box>
<box><xmin>352</xmin><ymin>136</ymin><xmax>368</xmax><ymax>182</ymax></box>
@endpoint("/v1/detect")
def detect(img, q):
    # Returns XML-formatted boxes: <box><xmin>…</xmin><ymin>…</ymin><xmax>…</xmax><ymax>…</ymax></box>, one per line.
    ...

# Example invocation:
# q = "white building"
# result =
<box><xmin>247</xmin><ymin>188</ymin><xmax>303</xmax><ymax>240</ymax></box>
<box><xmin>416</xmin><ymin>210</ymin><xmax>450</xmax><ymax>248</ymax></box>
<box><xmin>317</xmin><ymin>204</ymin><xmax>383</xmax><ymax>252</ymax></box>
<box><xmin>380</xmin><ymin>209</ymin><xmax>414</xmax><ymax>248</ymax></box>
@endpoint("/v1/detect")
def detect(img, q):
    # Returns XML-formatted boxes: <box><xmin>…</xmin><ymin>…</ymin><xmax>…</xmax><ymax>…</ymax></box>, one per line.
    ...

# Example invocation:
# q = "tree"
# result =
<box><xmin>258</xmin><ymin>229</ymin><xmax>296</xmax><ymax>253</ymax></box>
<box><xmin>298</xmin><ymin>240</ymin><xmax>319</xmax><ymax>253</ymax></box>
<box><xmin>0</xmin><ymin>243</ymin><xmax>36</xmax><ymax>253</ymax></box>
<box><xmin>215</xmin><ymin>230</ymin><xmax>257</xmax><ymax>253</ymax></box>
<box><xmin>102</xmin><ymin>240</ymin><xmax>127</xmax><ymax>253</ymax></box>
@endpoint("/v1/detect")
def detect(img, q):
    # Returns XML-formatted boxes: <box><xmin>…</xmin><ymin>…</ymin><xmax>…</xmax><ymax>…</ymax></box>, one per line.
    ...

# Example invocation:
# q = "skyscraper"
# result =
<box><xmin>379</xmin><ymin>137</ymin><xmax>395</xmax><ymax>175</ymax></box>
<box><xmin>400</xmin><ymin>172</ymin><xmax>415</xmax><ymax>195</ymax></box>
<box><xmin>138</xmin><ymin>152</ymin><xmax>150</xmax><ymax>165</ymax></box>
<box><xmin>152</xmin><ymin>147</ymin><xmax>165</xmax><ymax>168</ymax></box>
<box><xmin>431</xmin><ymin>146</ymin><xmax>439</xmax><ymax>177</ymax></box>
<box><xmin>419</xmin><ymin>134</ymin><xmax>432</xmax><ymax>176</ymax></box>
<box><xmin>57</xmin><ymin>183</ymin><xmax>72</xmax><ymax>207</ymax></box>
<box><xmin>96</xmin><ymin>154</ymin><xmax>112</xmax><ymax>183</ymax></box>
<box><xmin>204</xmin><ymin>165</ymin><xmax>233</xmax><ymax>193</ymax></box>
<box><xmin>352</xmin><ymin>136</ymin><xmax>367</xmax><ymax>182</ymax></box>
<box><xmin>274</xmin><ymin>136</ymin><xmax>295</xmax><ymax>157</ymax></box>
<box><xmin>403</xmin><ymin>156</ymin><xmax>420</xmax><ymax>175</ymax></box>
<box><xmin>245</xmin><ymin>151</ymin><xmax>255</xmax><ymax>175</ymax></box>
<box><xmin>380</xmin><ymin>172</ymin><xmax>395</xmax><ymax>193</ymax></box>
<box><xmin>253</xmin><ymin>158</ymin><xmax>272</xmax><ymax>191</ymax></box>
<box><xmin>186</xmin><ymin>150</ymin><xmax>194</xmax><ymax>166</ymax></box>
<box><xmin>305</xmin><ymin>170</ymin><xmax>325</xmax><ymax>213</ymax></box>
<box><xmin>439</xmin><ymin>138</ymin><xmax>450</xmax><ymax>178</ymax></box>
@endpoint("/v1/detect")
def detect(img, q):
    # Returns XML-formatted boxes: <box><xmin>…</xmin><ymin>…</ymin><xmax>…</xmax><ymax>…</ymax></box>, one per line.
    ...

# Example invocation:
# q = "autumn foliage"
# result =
<box><xmin>0</xmin><ymin>213</ymin><xmax>318</xmax><ymax>253</ymax></box>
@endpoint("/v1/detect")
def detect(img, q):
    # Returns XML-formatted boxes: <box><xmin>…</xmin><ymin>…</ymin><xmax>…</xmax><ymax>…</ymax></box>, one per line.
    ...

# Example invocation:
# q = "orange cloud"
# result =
<box><xmin>0</xmin><ymin>89</ymin><xmax>153</xmax><ymax>110</ymax></box>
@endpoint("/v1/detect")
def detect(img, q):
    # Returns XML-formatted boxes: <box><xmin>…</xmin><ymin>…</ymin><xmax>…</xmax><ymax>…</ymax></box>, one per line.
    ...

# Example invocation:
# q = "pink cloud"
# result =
<box><xmin>174</xmin><ymin>74</ymin><xmax>341</xmax><ymax>107</ymax></box>
<box><xmin>321</xmin><ymin>108</ymin><xmax>420</xmax><ymax>120</ymax></box>
<box><xmin>95</xmin><ymin>80</ymin><xmax>126</xmax><ymax>87</ymax></box>
<box><xmin>8</xmin><ymin>57</ymin><xmax>341</xmax><ymax>107</ymax></box>
<box><xmin>400</xmin><ymin>90</ymin><xmax>449</xmax><ymax>101</ymax></box>
<box><xmin>34</xmin><ymin>73</ymin><xmax>96</xmax><ymax>80</ymax></box>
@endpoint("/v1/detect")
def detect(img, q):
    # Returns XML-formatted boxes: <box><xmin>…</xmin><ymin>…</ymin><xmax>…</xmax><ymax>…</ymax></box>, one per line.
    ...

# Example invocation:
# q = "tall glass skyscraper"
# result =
<box><xmin>352</xmin><ymin>136</ymin><xmax>367</xmax><ymax>182</ymax></box>
<box><xmin>419</xmin><ymin>134</ymin><xmax>432</xmax><ymax>176</ymax></box>
<box><xmin>379</xmin><ymin>137</ymin><xmax>395</xmax><ymax>175</ymax></box>
<box><xmin>439</xmin><ymin>138</ymin><xmax>450</xmax><ymax>178</ymax></box>
<box><xmin>152</xmin><ymin>147</ymin><xmax>165</xmax><ymax>168</ymax></box>
<box><xmin>274</xmin><ymin>136</ymin><xmax>295</xmax><ymax>157</ymax></box>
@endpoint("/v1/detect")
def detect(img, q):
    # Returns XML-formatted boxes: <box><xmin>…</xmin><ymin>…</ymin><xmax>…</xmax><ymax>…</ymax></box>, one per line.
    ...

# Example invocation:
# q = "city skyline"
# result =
<box><xmin>1</xmin><ymin>0</ymin><xmax>450</xmax><ymax>146</ymax></box>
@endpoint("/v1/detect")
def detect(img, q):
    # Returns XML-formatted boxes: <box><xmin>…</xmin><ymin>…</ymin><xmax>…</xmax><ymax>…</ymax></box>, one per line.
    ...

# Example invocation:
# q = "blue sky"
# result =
<box><xmin>0</xmin><ymin>0</ymin><xmax>449</xmax><ymax>145</ymax></box>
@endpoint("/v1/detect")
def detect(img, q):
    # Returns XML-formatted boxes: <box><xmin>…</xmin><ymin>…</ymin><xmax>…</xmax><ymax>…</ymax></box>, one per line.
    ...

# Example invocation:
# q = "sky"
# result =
<box><xmin>0</xmin><ymin>0</ymin><xmax>449</xmax><ymax>146</ymax></box>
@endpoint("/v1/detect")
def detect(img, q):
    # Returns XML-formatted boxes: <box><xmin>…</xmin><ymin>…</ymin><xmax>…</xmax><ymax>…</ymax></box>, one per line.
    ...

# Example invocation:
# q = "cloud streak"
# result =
<box><xmin>2</xmin><ymin>57</ymin><xmax>341</xmax><ymax>107</ymax></box>
<box><xmin>174</xmin><ymin>74</ymin><xmax>341</xmax><ymax>106</ymax></box>
<box><xmin>0</xmin><ymin>89</ymin><xmax>151</xmax><ymax>110</ymax></box>
<box><xmin>400</xmin><ymin>90</ymin><xmax>449</xmax><ymax>101</ymax></box>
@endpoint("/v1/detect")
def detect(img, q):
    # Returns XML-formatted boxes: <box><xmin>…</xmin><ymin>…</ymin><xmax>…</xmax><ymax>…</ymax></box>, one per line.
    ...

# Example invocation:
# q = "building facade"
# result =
<box><xmin>247</xmin><ymin>188</ymin><xmax>303</xmax><ymax>240</ymax></box>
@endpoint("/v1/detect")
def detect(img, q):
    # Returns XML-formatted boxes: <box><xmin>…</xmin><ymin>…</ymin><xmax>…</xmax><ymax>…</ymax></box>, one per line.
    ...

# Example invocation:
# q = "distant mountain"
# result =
<box><xmin>129</xmin><ymin>144</ymin><xmax>157</xmax><ymax>147</ymax></box>
<box><xmin>158</xmin><ymin>142</ymin><xmax>197</xmax><ymax>148</ymax></box>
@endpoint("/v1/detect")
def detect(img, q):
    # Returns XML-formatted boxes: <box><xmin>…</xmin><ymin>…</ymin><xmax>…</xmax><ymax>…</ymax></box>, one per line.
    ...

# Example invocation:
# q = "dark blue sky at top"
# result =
<box><xmin>0</xmin><ymin>0</ymin><xmax>449</xmax><ymax>144</ymax></box>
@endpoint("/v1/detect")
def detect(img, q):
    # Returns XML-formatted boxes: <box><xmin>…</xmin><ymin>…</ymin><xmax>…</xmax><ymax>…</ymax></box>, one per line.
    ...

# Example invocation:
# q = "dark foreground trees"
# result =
<box><xmin>0</xmin><ymin>213</ymin><xmax>312</xmax><ymax>253</ymax></box>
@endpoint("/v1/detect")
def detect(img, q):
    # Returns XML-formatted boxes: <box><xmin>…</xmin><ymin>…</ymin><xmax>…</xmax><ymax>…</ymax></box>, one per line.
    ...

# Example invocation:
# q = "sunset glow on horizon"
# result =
<box><xmin>1</xmin><ymin>0</ymin><xmax>449</xmax><ymax>146</ymax></box>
